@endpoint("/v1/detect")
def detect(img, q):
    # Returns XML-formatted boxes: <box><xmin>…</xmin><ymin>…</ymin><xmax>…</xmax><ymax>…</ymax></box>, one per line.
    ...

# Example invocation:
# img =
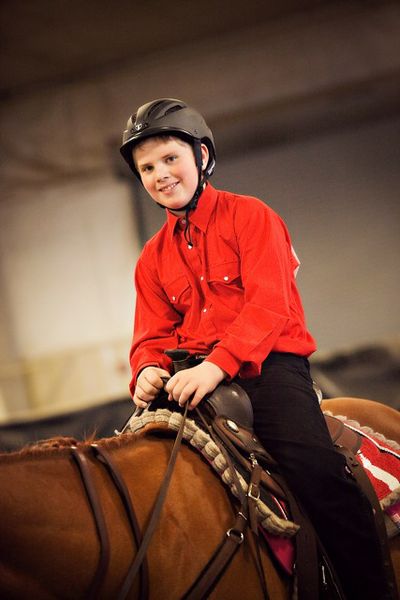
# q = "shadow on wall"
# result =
<box><xmin>0</xmin><ymin>397</ymin><xmax>133</xmax><ymax>453</ymax></box>
<box><xmin>311</xmin><ymin>340</ymin><xmax>400</xmax><ymax>410</ymax></box>
<box><xmin>1</xmin><ymin>340</ymin><xmax>398</xmax><ymax>452</ymax></box>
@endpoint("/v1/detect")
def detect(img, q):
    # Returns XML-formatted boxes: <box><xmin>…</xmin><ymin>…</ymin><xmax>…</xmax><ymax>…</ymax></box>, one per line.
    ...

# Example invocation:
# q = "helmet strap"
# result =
<box><xmin>181</xmin><ymin>140</ymin><xmax>206</xmax><ymax>247</ymax></box>
<box><xmin>155</xmin><ymin>140</ymin><xmax>207</xmax><ymax>248</ymax></box>
<box><xmin>184</xmin><ymin>140</ymin><xmax>206</xmax><ymax>212</ymax></box>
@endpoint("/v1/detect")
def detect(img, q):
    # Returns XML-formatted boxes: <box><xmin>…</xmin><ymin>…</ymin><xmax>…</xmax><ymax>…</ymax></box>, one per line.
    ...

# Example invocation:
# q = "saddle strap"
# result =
<box><xmin>190</xmin><ymin>407</ymin><xmax>269</xmax><ymax>599</ymax></box>
<box><xmin>212</xmin><ymin>416</ymin><xmax>286</xmax><ymax>500</ymax></box>
<box><xmin>71</xmin><ymin>447</ymin><xmax>110</xmax><ymax>600</ymax></box>
<box><xmin>337</xmin><ymin>446</ymin><xmax>399</xmax><ymax>600</ymax></box>
<box><xmin>324</xmin><ymin>414</ymin><xmax>362</xmax><ymax>454</ymax></box>
<box><xmin>182</xmin><ymin>458</ymin><xmax>269</xmax><ymax>600</ymax></box>
<box><xmin>247</xmin><ymin>462</ymin><xmax>270</xmax><ymax>600</ymax></box>
<box><xmin>182</xmin><ymin>510</ymin><xmax>249</xmax><ymax>600</ymax></box>
<box><xmin>209</xmin><ymin>416</ymin><xmax>323</xmax><ymax>600</ymax></box>
<box><xmin>217</xmin><ymin>441</ymin><xmax>269</xmax><ymax>599</ymax></box>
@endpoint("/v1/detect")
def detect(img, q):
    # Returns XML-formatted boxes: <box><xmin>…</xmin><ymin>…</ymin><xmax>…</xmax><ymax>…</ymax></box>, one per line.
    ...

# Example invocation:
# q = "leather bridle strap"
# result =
<box><xmin>90</xmin><ymin>443</ymin><xmax>149</xmax><ymax>600</ymax></box>
<box><xmin>247</xmin><ymin>462</ymin><xmax>270</xmax><ymax>600</ymax></box>
<box><xmin>206</xmin><ymin>413</ymin><xmax>320</xmax><ymax>600</ymax></box>
<box><xmin>71</xmin><ymin>446</ymin><xmax>110</xmax><ymax>600</ymax></box>
<box><xmin>116</xmin><ymin>401</ymin><xmax>190</xmax><ymax>600</ymax></box>
<box><xmin>182</xmin><ymin>469</ymin><xmax>269</xmax><ymax>600</ymax></box>
<box><xmin>186</xmin><ymin>408</ymin><xmax>269</xmax><ymax>600</ymax></box>
<box><xmin>182</xmin><ymin>511</ymin><xmax>248</xmax><ymax>600</ymax></box>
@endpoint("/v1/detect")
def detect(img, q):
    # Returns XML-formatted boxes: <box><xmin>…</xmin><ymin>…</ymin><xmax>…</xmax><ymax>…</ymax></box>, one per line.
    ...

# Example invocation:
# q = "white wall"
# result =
<box><xmin>1</xmin><ymin>177</ymin><xmax>137</xmax><ymax>357</ymax></box>
<box><xmin>0</xmin><ymin>176</ymin><xmax>139</xmax><ymax>417</ymax></box>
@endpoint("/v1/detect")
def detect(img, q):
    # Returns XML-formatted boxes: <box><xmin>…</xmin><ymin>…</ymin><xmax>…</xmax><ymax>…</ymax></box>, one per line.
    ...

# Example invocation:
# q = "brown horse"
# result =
<box><xmin>0</xmin><ymin>397</ymin><xmax>399</xmax><ymax>599</ymax></box>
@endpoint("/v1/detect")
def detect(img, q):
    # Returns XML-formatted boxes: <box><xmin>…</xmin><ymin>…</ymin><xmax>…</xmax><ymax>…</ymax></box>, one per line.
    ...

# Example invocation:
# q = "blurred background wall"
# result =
<box><xmin>0</xmin><ymin>0</ymin><xmax>399</xmax><ymax>431</ymax></box>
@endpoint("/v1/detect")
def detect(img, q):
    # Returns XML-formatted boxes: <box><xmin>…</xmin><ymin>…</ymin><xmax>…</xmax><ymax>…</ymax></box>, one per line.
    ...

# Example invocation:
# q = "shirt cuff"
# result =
<box><xmin>205</xmin><ymin>347</ymin><xmax>242</xmax><ymax>380</ymax></box>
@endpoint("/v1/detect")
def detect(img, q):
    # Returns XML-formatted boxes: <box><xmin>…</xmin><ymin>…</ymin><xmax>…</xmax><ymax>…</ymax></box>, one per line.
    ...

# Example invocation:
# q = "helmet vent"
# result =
<box><xmin>147</xmin><ymin>100</ymin><xmax>168</xmax><ymax>118</ymax></box>
<box><xmin>165</xmin><ymin>105</ymin><xmax>183</xmax><ymax>116</ymax></box>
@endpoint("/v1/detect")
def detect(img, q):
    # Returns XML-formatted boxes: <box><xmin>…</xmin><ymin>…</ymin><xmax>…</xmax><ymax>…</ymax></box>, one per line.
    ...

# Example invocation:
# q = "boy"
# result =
<box><xmin>120</xmin><ymin>98</ymin><xmax>393</xmax><ymax>599</ymax></box>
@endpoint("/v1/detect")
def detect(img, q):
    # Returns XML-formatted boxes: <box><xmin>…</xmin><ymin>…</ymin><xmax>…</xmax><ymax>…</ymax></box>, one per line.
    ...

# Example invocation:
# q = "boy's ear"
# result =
<box><xmin>200</xmin><ymin>143</ymin><xmax>209</xmax><ymax>171</ymax></box>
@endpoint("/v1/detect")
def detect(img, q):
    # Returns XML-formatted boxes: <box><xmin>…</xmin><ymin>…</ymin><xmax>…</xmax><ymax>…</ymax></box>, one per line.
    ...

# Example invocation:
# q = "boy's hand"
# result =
<box><xmin>133</xmin><ymin>366</ymin><xmax>170</xmax><ymax>408</ymax></box>
<box><xmin>165</xmin><ymin>361</ymin><xmax>226</xmax><ymax>409</ymax></box>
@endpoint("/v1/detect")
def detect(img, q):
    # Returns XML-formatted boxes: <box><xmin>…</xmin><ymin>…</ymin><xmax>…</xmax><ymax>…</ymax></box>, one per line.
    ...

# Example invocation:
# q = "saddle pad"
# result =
<box><xmin>324</xmin><ymin>412</ymin><xmax>400</xmax><ymax>534</ymax></box>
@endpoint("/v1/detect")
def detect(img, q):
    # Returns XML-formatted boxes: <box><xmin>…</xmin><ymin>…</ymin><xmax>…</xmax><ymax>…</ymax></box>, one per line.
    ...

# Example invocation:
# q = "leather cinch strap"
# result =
<box><xmin>185</xmin><ymin>407</ymin><xmax>270</xmax><ymax>600</ymax></box>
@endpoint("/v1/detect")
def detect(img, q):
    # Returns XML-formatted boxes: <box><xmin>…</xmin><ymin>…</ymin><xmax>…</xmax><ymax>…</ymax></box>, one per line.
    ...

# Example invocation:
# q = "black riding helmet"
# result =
<box><xmin>120</xmin><ymin>98</ymin><xmax>216</xmax><ymax>213</ymax></box>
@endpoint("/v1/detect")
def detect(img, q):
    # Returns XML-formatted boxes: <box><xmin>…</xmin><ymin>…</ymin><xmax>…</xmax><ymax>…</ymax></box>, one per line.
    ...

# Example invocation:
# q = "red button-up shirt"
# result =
<box><xmin>129</xmin><ymin>184</ymin><xmax>316</xmax><ymax>395</ymax></box>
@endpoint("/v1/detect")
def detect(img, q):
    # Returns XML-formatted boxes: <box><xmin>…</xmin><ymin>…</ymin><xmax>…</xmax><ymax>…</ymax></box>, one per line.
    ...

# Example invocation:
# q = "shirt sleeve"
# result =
<box><xmin>128</xmin><ymin>256</ymin><xmax>180</xmax><ymax>396</ymax></box>
<box><xmin>206</xmin><ymin>199</ymin><xmax>297</xmax><ymax>378</ymax></box>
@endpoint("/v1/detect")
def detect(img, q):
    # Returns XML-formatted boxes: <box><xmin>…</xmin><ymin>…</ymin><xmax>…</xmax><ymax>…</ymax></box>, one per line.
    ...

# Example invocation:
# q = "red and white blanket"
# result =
<box><xmin>332</xmin><ymin>415</ymin><xmax>400</xmax><ymax>531</ymax></box>
<box><xmin>263</xmin><ymin>415</ymin><xmax>400</xmax><ymax>575</ymax></box>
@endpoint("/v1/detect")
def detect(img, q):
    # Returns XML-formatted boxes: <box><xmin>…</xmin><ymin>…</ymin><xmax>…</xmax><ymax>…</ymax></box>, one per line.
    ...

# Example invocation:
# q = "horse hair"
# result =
<box><xmin>0</xmin><ymin>431</ymin><xmax>140</xmax><ymax>460</ymax></box>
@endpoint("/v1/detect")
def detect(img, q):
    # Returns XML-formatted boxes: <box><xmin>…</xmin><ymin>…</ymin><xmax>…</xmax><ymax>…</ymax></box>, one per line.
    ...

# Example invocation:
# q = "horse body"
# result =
<box><xmin>0</xmin><ymin>435</ymin><xmax>286</xmax><ymax>599</ymax></box>
<box><xmin>0</xmin><ymin>398</ymin><xmax>398</xmax><ymax>599</ymax></box>
<box><xmin>0</xmin><ymin>448</ymin><xmax>110</xmax><ymax>599</ymax></box>
<box><xmin>322</xmin><ymin>397</ymin><xmax>400</xmax><ymax>441</ymax></box>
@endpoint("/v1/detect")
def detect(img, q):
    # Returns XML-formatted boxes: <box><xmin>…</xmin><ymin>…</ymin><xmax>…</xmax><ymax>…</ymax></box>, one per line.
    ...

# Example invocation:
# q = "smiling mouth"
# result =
<box><xmin>159</xmin><ymin>181</ymin><xmax>179</xmax><ymax>193</ymax></box>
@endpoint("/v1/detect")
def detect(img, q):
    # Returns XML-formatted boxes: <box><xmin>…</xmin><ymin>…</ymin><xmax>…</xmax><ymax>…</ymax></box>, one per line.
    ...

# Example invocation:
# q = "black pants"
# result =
<box><xmin>235</xmin><ymin>352</ymin><xmax>393</xmax><ymax>600</ymax></box>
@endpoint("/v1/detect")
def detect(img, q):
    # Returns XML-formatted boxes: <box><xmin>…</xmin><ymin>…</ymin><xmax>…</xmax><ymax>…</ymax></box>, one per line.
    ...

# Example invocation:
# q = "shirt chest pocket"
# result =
<box><xmin>163</xmin><ymin>274</ymin><xmax>192</xmax><ymax>314</ymax></box>
<box><xmin>207</xmin><ymin>261</ymin><xmax>243</xmax><ymax>292</ymax></box>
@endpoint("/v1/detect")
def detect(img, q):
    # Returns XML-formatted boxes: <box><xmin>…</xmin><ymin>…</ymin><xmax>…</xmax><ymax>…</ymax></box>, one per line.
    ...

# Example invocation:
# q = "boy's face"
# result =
<box><xmin>133</xmin><ymin>137</ymin><xmax>209</xmax><ymax>215</ymax></box>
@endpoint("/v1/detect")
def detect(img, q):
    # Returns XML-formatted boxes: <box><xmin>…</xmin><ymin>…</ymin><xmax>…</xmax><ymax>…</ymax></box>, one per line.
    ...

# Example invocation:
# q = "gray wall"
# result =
<box><xmin>214</xmin><ymin>116</ymin><xmax>400</xmax><ymax>352</ymax></box>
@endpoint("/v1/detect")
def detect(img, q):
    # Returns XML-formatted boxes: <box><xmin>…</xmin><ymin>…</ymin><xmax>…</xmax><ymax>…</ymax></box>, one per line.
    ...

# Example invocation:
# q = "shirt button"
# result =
<box><xmin>203</xmin><ymin>308</ymin><xmax>207</xmax><ymax>313</ymax></box>
<box><xmin>172</xmin><ymin>296</ymin><xmax>176</xmax><ymax>301</ymax></box>
<box><xmin>187</xmin><ymin>244</ymin><xmax>193</xmax><ymax>250</ymax></box>
<box><xmin>200</xmin><ymin>276</ymin><xmax>204</xmax><ymax>281</ymax></box>
<box><xmin>181</xmin><ymin>218</ymin><xmax>186</xmax><ymax>224</ymax></box>
<box><xmin>223</xmin><ymin>276</ymin><xmax>229</xmax><ymax>281</ymax></box>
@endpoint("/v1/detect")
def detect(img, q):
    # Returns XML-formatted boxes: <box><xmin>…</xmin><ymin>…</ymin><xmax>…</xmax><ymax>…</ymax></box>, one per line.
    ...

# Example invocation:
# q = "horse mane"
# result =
<box><xmin>0</xmin><ymin>432</ymin><xmax>140</xmax><ymax>461</ymax></box>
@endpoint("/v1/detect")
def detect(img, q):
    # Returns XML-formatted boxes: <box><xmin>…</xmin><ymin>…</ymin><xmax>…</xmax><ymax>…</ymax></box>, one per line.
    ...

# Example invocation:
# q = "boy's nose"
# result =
<box><xmin>155</xmin><ymin>164</ymin><xmax>170</xmax><ymax>181</ymax></box>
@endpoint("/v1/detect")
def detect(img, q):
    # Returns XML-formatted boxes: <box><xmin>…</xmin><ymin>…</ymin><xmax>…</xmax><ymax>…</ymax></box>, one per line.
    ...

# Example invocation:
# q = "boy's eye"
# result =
<box><xmin>166</xmin><ymin>155</ymin><xmax>177</xmax><ymax>163</ymax></box>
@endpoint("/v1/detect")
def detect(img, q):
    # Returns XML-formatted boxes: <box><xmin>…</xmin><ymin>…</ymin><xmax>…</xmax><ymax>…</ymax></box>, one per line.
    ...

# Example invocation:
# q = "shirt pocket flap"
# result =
<box><xmin>208</xmin><ymin>261</ymin><xmax>241</xmax><ymax>284</ymax></box>
<box><xmin>164</xmin><ymin>274</ymin><xmax>190</xmax><ymax>305</ymax></box>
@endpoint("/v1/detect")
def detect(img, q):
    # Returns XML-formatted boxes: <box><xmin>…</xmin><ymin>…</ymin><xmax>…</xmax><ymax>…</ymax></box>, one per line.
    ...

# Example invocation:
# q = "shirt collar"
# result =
<box><xmin>166</xmin><ymin>184</ymin><xmax>218</xmax><ymax>240</ymax></box>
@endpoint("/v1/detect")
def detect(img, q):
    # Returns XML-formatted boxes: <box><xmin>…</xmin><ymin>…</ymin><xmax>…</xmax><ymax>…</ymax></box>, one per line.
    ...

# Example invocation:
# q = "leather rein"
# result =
<box><xmin>70</xmin><ymin>401</ymin><xmax>266</xmax><ymax>600</ymax></box>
